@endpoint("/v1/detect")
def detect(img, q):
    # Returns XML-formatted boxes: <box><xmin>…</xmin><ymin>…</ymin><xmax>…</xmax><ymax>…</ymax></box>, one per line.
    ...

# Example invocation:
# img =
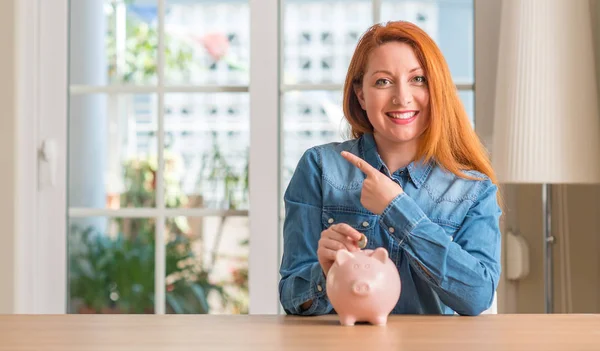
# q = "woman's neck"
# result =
<box><xmin>373</xmin><ymin>133</ymin><xmax>418</xmax><ymax>174</ymax></box>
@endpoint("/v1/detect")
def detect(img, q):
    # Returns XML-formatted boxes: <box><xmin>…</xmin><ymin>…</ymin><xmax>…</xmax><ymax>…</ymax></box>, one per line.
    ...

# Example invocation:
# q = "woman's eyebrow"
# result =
<box><xmin>370</xmin><ymin>67</ymin><xmax>423</xmax><ymax>77</ymax></box>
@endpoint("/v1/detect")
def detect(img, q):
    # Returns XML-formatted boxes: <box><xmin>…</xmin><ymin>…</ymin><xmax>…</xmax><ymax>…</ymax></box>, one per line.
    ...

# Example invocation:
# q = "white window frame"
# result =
<box><xmin>18</xmin><ymin>0</ymin><xmax>280</xmax><ymax>315</ymax></box>
<box><xmin>15</xmin><ymin>0</ymin><xmax>68</xmax><ymax>314</ymax></box>
<box><xmin>17</xmin><ymin>0</ymin><xmax>492</xmax><ymax>314</ymax></box>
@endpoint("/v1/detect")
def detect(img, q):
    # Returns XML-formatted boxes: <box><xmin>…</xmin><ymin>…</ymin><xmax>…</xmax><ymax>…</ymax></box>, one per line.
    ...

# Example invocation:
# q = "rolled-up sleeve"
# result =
<box><xmin>279</xmin><ymin>148</ymin><xmax>333</xmax><ymax>315</ymax></box>
<box><xmin>380</xmin><ymin>180</ymin><xmax>502</xmax><ymax>316</ymax></box>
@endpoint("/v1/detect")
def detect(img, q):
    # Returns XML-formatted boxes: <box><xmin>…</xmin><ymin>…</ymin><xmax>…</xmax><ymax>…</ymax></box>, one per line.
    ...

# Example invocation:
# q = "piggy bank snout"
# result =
<box><xmin>351</xmin><ymin>281</ymin><xmax>371</xmax><ymax>296</ymax></box>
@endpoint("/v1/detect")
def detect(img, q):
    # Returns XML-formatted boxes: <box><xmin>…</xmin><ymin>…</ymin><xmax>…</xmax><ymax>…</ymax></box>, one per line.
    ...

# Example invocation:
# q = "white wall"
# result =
<box><xmin>0</xmin><ymin>0</ymin><xmax>16</xmax><ymax>314</ymax></box>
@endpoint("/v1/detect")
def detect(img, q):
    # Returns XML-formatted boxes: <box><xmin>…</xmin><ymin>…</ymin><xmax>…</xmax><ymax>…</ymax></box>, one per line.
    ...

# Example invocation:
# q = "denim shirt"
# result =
<box><xmin>279</xmin><ymin>133</ymin><xmax>502</xmax><ymax>316</ymax></box>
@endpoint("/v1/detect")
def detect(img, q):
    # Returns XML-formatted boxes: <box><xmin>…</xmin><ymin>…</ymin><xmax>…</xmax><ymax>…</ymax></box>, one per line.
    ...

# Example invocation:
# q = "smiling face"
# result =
<box><xmin>354</xmin><ymin>41</ymin><xmax>430</xmax><ymax>149</ymax></box>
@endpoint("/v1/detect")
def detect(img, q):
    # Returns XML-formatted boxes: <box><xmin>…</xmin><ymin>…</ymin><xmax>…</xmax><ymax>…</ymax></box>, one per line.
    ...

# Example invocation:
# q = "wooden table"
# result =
<box><xmin>0</xmin><ymin>314</ymin><xmax>599</xmax><ymax>350</ymax></box>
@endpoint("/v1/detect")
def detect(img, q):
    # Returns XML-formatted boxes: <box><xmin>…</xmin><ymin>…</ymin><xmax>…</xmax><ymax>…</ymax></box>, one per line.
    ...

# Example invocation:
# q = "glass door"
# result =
<box><xmin>67</xmin><ymin>0</ymin><xmax>264</xmax><ymax>315</ymax></box>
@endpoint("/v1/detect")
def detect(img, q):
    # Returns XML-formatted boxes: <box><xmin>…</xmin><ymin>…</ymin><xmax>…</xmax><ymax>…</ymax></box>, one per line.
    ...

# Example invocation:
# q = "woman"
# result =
<box><xmin>279</xmin><ymin>21</ymin><xmax>502</xmax><ymax>316</ymax></box>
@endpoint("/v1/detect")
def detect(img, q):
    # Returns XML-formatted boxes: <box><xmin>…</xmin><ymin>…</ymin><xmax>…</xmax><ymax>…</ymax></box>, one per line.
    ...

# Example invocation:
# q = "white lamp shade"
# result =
<box><xmin>492</xmin><ymin>0</ymin><xmax>600</xmax><ymax>184</ymax></box>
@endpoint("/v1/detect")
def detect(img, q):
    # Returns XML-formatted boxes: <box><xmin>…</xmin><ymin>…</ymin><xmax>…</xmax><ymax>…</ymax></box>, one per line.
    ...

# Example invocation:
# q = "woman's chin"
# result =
<box><xmin>387</xmin><ymin>130</ymin><xmax>420</xmax><ymax>143</ymax></box>
<box><xmin>373</xmin><ymin>126</ymin><xmax>423</xmax><ymax>145</ymax></box>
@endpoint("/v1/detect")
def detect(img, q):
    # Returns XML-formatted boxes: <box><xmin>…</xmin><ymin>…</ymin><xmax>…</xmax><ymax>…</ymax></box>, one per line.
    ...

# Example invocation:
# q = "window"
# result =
<box><xmin>68</xmin><ymin>0</ymin><xmax>251</xmax><ymax>315</ymax></box>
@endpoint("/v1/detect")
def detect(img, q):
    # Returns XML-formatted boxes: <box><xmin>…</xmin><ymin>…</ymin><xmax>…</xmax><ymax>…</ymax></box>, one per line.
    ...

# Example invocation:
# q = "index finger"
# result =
<box><xmin>341</xmin><ymin>151</ymin><xmax>378</xmax><ymax>177</ymax></box>
<box><xmin>331</xmin><ymin>223</ymin><xmax>363</xmax><ymax>241</ymax></box>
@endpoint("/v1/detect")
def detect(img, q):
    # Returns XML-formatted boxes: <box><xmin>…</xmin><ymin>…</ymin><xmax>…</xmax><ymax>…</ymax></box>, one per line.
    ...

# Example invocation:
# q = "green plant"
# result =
<box><xmin>69</xmin><ymin>156</ymin><xmax>248</xmax><ymax>314</ymax></box>
<box><xmin>69</xmin><ymin>219</ymin><xmax>228</xmax><ymax>314</ymax></box>
<box><xmin>69</xmin><ymin>223</ymin><xmax>155</xmax><ymax>314</ymax></box>
<box><xmin>199</xmin><ymin>136</ymin><xmax>249</xmax><ymax>210</ymax></box>
<box><xmin>105</xmin><ymin>2</ymin><xmax>247</xmax><ymax>84</ymax></box>
<box><xmin>105</xmin><ymin>2</ymin><xmax>194</xmax><ymax>84</ymax></box>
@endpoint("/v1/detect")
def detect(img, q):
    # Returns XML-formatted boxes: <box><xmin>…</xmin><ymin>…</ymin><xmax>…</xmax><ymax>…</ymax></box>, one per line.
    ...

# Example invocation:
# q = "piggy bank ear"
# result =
<box><xmin>335</xmin><ymin>249</ymin><xmax>354</xmax><ymax>265</ymax></box>
<box><xmin>372</xmin><ymin>247</ymin><xmax>389</xmax><ymax>263</ymax></box>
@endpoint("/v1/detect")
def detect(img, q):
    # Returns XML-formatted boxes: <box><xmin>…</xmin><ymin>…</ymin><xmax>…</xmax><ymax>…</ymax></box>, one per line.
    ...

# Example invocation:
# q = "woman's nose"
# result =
<box><xmin>392</xmin><ymin>85</ymin><xmax>412</xmax><ymax>106</ymax></box>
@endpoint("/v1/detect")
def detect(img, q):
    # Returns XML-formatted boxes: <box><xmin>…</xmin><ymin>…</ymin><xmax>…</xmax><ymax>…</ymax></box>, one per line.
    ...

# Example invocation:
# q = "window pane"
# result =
<box><xmin>458</xmin><ymin>90</ymin><xmax>474</xmax><ymax>127</ymax></box>
<box><xmin>380</xmin><ymin>0</ymin><xmax>474</xmax><ymax>83</ymax></box>
<box><xmin>70</xmin><ymin>0</ymin><xmax>158</xmax><ymax>86</ymax></box>
<box><xmin>69</xmin><ymin>94</ymin><xmax>157</xmax><ymax>209</ymax></box>
<box><xmin>281</xmin><ymin>91</ymin><xmax>348</xmax><ymax>190</ymax></box>
<box><xmin>165</xmin><ymin>1</ymin><xmax>249</xmax><ymax>85</ymax></box>
<box><xmin>68</xmin><ymin>217</ymin><xmax>155</xmax><ymax>314</ymax></box>
<box><xmin>283</xmin><ymin>0</ymin><xmax>372</xmax><ymax>85</ymax></box>
<box><xmin>164</xmin><ymin>93</ymin><xmax>249</xmax><ymax>209</ymax></box>
<box><xmin>166</xmin><ymin>216</ymin><xmax>249</xmax><ymax>314</ymax></box>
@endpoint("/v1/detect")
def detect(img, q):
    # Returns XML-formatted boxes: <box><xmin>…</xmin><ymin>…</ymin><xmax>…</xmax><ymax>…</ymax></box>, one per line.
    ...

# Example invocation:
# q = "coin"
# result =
<box><xmin>357</xmin><ymin>234</ymin><xmax>367</xmax><ymax>249</ymax></box>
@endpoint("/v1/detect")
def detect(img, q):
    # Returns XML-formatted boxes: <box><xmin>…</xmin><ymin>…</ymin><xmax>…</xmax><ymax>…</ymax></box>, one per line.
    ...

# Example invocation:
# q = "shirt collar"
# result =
<box><xmin>359</xmin><ymin>133</ymin><xmax>432</xmax><ymax>189</ymax></box>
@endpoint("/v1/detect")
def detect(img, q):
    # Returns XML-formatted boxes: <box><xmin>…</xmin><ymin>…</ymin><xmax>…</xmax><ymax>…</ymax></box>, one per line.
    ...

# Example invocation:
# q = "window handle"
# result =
<box><xmin>39</xmin><ymin>138</ymin><xmax>57</xmax><ymax>189</ymax></box>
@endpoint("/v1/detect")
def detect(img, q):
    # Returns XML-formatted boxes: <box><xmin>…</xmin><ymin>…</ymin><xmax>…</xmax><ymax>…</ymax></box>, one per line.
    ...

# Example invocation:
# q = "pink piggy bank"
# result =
<box><xmin>326</xmin><ymin>248</ymin><xmax>401</xmax><ymax>326</ymax></box>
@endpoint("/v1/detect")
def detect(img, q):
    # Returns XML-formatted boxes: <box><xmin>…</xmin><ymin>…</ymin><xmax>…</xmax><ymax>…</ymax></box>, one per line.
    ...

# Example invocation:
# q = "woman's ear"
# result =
<box><xmin>353</xmin><ymin>83</ymin><xmax>366</xmax><ymax>110</ymax></box>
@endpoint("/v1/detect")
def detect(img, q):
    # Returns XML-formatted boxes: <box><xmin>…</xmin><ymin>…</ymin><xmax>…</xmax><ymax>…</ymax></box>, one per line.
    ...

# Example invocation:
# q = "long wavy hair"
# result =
<box><xmin>343</xmin><ymin>21</ymin><xmax>500</xmax><ymax>196</ymax></box>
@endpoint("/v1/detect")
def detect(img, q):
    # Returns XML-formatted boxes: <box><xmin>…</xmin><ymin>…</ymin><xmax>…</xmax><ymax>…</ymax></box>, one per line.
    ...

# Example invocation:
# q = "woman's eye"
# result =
<box><xmin>375</xmin><ymin>78</ymin><xmax>392</xmax><ymax>86</ymax></box>
<box><xmin>413</xmin><ymin>75</ymin><xmax>427</xmax><ymax>84</ymax></box>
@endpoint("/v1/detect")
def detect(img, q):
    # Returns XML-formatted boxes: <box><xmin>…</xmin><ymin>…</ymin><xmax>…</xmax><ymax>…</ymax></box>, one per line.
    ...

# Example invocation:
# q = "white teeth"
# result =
<box><xmin>387</xmin><ymin>111</ymin><xmax>417</xmax><ymax>119</ymax></box>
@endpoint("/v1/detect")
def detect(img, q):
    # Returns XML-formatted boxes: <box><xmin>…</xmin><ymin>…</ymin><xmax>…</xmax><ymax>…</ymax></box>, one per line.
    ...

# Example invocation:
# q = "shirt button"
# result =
<box><xmin>362</xmin><ymin>221</ymin><xmax>369</xmax><ymax>227</ymax></box>
<box><xmin>317</xmin><ymin>285</ymin><xmax>323</xmax><ymax>292</ymax></box>
<box><xmin>328</xmin><ymin>218</ymin><xmax>334</xmax><ymax>224</ymax></box>
<box><xmin>450</xmin><ymin>236</ymin><xmax>454</xmax><ymax>241</ymax></box>
<box><xmin>389</xmin><ymin>227</ymin><xmax>395</xmax><ymax>233</ymax></box>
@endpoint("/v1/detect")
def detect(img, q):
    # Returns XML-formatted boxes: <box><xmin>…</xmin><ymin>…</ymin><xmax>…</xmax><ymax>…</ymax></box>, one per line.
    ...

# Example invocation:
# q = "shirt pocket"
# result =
<box><xmin>321</xmin><ymin>209</ymin><xmax>378</xmax><ymax>248</ymax></box>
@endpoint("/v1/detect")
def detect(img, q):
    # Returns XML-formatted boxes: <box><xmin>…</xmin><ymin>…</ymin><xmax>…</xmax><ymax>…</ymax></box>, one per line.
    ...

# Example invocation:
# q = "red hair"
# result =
<box><xmin>343</xmin><ymin>21</ymin><xmax>500</xmax><ymax>201</ymax></box>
